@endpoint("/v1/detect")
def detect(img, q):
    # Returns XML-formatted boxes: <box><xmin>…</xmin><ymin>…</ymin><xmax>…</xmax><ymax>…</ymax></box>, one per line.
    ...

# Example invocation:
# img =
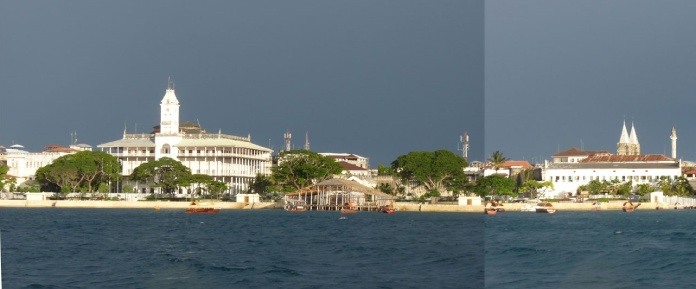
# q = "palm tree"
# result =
<box><xmin>488</xmin><ymin>150</ymin><xmax>508</xmax><ymax>173</ymax></box>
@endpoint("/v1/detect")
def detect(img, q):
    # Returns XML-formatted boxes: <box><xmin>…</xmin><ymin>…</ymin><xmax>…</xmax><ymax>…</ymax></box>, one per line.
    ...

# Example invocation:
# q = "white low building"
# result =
<box><xmin>544</xmin><ymin>154</ymin><xmax>681</xmax><ymax>198</ymax></box>
<box><xmin>4</xmin><ymin>144</ymin><xmax>85</xmax><ymax>186</ymax></box>
<box><xmin>98</xmin><ymin>81</ymin><xmax>273</xmax><ymax>195</ymax></box>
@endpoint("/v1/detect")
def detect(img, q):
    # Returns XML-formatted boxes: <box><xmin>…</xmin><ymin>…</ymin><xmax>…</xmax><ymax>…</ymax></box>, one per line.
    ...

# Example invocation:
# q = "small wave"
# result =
<box><xmin>262</xmin><ymin>265</ymin><xmax>302</xmax><ymax>277</ymax></box>
<box><xmin>502</xmin><ymin>247</ymin><xmax>549</xmax><ymax>254</ymax></box>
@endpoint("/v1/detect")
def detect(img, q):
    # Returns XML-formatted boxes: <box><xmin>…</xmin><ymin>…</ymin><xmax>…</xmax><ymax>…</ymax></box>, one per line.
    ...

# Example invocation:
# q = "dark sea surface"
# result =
<box><xmin>486</xmin><ymin>210</ymin><xmax>696</xmax><ymax>289</ymax></box>
<box><xmin>0</xmin><ymin>208</ymin><xmax>484</xmax><ymax>289</ymax></box>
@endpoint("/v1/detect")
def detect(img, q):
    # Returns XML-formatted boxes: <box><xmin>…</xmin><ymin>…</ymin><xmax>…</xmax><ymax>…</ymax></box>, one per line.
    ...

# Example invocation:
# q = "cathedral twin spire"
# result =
<box><xmin>617</xmin><ymin>120</ymin><xmax>640</xmax><ymax>155</ymax></box>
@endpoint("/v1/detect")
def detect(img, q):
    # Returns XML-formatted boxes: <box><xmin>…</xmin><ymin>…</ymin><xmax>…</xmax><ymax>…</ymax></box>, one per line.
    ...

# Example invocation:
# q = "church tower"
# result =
<box><xmin>671</xmin><ymin>127</ymin><xmax>677</xmax><ymax>159</ymax></box>
<box><xmin>617</xmin><ymin>120</ymin><xmax>640</xmax><ymax>155</ymax></box>
<box><xmin>628</xmin><ymin>121</ymin><xmax>640</xmax><ymax>155</ymax></box>
<box><xmin>160</xmin><ymin>77</ymin><xmax>180</xmax><ymax>135</ymax></box>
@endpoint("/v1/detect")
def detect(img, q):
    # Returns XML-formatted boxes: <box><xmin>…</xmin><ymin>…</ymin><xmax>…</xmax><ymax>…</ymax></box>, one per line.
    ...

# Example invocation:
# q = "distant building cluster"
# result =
<box><xmin>467</xmin><ymin>121</ymin><xmax>684</xmax><ymax>198</ymax></box>
<box><xmin>0</xmin><ymin>81</ymin><xmax>377</xmax><ymax>195</ymax></box>
<box><xmin>0</xmin><ymin>81</ymin><xmax>691</xmax><ymax>200</ymax></box>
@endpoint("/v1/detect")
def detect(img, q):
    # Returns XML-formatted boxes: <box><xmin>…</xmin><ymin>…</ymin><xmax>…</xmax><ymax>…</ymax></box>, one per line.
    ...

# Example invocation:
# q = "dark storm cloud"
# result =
<box><xmin>486</xmin><ymin>0</ymin><xmax>696</xmax><ymax>163</ymax></box>
<box><xmin>0</xmin><ymin>1</ymin><xmax>484</xmax><ymax>166</ymax></box>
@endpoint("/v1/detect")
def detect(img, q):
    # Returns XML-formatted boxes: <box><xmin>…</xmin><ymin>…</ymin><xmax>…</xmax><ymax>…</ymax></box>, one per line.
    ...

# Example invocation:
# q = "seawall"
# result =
<box><xmin>0</xmin><ymin>200</ymin><xmax>658</xmax><ymax>212</ymax></box>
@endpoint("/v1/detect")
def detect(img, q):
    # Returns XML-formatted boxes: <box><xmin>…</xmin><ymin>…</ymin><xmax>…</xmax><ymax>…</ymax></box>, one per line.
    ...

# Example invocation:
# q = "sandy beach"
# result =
<box><xmin>0</xmin><ymin>200</ymin><xmax>659</xmax><ymax>212</ymax></box>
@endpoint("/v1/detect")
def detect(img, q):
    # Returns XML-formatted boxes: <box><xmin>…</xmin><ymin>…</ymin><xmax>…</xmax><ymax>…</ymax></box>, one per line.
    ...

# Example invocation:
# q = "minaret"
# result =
<box><xmin>284</xmin><ymin>130</ymin><xmax>292</xmax><ymax>151</ymax></box>
<box><xmin>304</xmin><ymin>131</ymin><xmax>310</xmax><ymax>151</ymax></box>
<box><xmin>160</xmin><ymin>77</ymin><xmax>180</xmax><ymax>135</ymax></box>
<box><xmin>671</xmin><ymin>127</ymin><xmax>677</xmax><ymax>159</ymax></box>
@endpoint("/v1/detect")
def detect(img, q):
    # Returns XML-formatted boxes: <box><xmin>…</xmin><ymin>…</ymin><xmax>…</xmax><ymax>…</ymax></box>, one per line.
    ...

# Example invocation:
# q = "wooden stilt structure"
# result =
<box><xmin>284</xmin><ymin>178</ymin><xmax>394</xmax><ymax>212</ymax></box>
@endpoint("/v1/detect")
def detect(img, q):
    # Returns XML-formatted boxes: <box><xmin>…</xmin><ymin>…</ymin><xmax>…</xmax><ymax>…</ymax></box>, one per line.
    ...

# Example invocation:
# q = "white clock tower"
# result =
<box><xmin>156</xmin><ymin>78</ymin><xmax>182</xmax><ymax>160</ymax></box>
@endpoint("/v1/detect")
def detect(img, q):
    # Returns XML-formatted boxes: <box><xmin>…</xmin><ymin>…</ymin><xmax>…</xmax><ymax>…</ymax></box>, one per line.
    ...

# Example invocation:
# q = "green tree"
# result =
<box><xmin>581</xmin><ymin>179</ymin><xmax>608</xmax><ymax>195</ymax></box>
<box><xmin>271</xmin><ymin>150</ymin><xmax>343</xmax><ymax>192</ymax></box>
<box><xmin>673</xmin><ymin>176</ymin><xmax>693</xmax><ymax>196</ymax></box>
<box><xmin>658</xmin><ymin>177</ymin><xmax>674</xmax><ymax>195</ymax></box>
<box><xmin>130</xmin><ymin>157</ymin><xmax>192</xmax><ymax>194</ymax></box>
<box><xmin>122</xmin><ymin>184</ymin><xmax>134</xmax><ymax>194</ymax></box>
<box><xmin>488</xmin><ymin>150</ymin><xmax>508</xmax><ymax>172</ymax></box>
<box><xmin>391</xmin><ymin>150</ymin><xmax>467</xmax><ymax>193</ymax></box>
<box><xmin>475</xmin><ymin>175</ymin><xmax>516</xmax><ymax>198</ymax></box>
<box><xmin>35</xmin><ymin>151</ymin><xmax>121</xmax><ymax>193</ymax></box>
<box><xmin>377</xmin><ymin>164</ymin><xmax>395</xmax><ymax>176</ymax></box>
<box><xmin>520</xmin><ymin>180</ymin><xmax>554</xmax><ymax>200</ymax></box>
<box><xmin>616</xmin><ymin>180</ymin><xmax>633</xmax><ymax>196</ymax></box>
<box><xmin>247</xmin><ymin>173</ymin><xmax>279</xmax><ymax>201</ymax></box>
<box><xmin>188</xmin><ymin>174</ymin><xmax>214</xmax><ymax>196</ymax></box>
<box><xmin>208</xmin><ymin>180</ymin><xmax>228</xmax><ymax>199</ymax></box>
<box><xmin>636</xmin><ymin>183</ymin><xmax>653</xmax><ymax>196</ymax></box>
<box><xmin>0</xmin><ymin>164</ymin><xmax>9</xmax><ymax>191</ymax></box>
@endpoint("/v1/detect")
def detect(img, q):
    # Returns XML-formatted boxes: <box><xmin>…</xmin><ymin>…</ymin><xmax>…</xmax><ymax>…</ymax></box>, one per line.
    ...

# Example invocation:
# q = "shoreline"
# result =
<box><xmin>0</xmin><ymin>200</ymin><xmax>661</xmax><ymax>212</ymax></box>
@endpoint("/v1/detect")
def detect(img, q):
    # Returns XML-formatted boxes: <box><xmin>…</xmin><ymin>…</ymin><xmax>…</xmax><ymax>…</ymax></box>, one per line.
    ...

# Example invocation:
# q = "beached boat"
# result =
<box><xmin>378</xmin><ymin>205</ymin><xmax>396</xmax><ymax>214</ymax></box>
<box><xmin>485</xmin><ymin>207</ymin><xmax>497</xmax><ymax>215</ymax></box>
<box><xmin>485</xmin><ymin>201</ymin><xmax>498</xmax><ymax>215</ymax></box>
<box><xmin>535</xmin><ymin>202</ymin><xmax>556</xmax><ymax>214</ymax></box>
<box><xmin>285</xmin><ymin>200</ymin><xmax>307</xmax><ymax>212</ymax></box>
<box><xmin>622</xmin><ymin>201</ymin><xmax>640</xmax><ymax>212</ymax></box>
<box><xmin>340</xmin><ymin>202</ymin><xmax>358</xmax><ymax>214</ymax></box>
<box><xmin>521</xmin><ymin>204</ymin><xmax>536</xmax><ymax>212</ymax></box>
<box><xmin>185</xmin><ymin>201</ymin><xmax>220</xmax><ymax>214</ymax></box>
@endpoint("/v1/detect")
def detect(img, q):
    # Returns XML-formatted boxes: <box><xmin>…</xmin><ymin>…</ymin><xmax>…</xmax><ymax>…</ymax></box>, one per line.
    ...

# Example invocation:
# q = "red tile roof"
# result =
<box><xmin>338</xmin><ymin>161</ymin><xmax>367</xmax><ymax>171</ymax></box>
<box><xmin>580</xmin><ymin>155</ymin><xmax>674</xmax><ymax>163</ymax></box>
<box><xmin>500</xmin><ymin>160</ymin><xmax>533</xmax><ymax>169</ymax></box>
<box><xmin>553</xmin><ymin>147</ymin><xmax>612</xmax><ymax>157</ymax></box>
<box><xmin>45</xmin><ymin>147</ymin><xmax>79</xmax><ymax>153</ymax></box>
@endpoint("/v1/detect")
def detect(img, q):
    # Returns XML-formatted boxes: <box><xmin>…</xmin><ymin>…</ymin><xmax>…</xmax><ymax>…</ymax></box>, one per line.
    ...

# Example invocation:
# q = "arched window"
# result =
<box><xmin>161</xmin><ymin>144</ymin><xmax>170</xmax><ymax>154</ymax></box>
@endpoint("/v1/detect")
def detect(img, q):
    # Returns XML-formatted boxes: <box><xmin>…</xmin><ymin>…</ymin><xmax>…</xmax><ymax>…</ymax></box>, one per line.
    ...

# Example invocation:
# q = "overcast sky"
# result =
<box><xmin>486</xmin><ymin>0</ymin><xmax>696</xmax><ymax>163</ymax></box>
<box><xmin>7</xmin><ymin>1</ymin><xmax>693</xmax><ymax>167</ymax></box>
<box><xmin>0</xmin><ymin>1</ymin><xmax>483</xmax><ymax>167</ymax></box>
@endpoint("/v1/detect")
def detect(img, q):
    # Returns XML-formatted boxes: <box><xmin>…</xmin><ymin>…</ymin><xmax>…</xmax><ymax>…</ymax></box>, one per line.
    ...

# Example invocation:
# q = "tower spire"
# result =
<box><xmin>304</xmin><ymin>131</ymin><xmax>310</xmax><ymax>151</ymax></box>
<box><xmin>671</xmin><ymin>127</ymin><xmax>678</xmax><ymax>159</ymax></box>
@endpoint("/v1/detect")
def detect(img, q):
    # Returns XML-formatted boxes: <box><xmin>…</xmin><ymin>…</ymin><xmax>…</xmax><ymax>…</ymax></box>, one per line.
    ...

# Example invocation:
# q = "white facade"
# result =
<box><xmin>4</xmin><ymin>145</ymin><xmax>80</xmax><ymax>185</ymax></box>
<box><xmin>544</xmin><ymin>155</ymin><xmax>681</xmax><ymax>198</ymax></box>
<box><xmin>98</xmin><ymin>83</ymin><xmax>273</xmax><ymax>195</ymax></box>
<box><xmin>236</xmin><ymin>193</ymin><xmax>260</xmax><ymax>203</ymax></box>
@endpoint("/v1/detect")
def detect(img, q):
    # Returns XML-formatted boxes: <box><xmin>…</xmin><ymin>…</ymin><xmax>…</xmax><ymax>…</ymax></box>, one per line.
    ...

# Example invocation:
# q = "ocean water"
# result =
<box><xmin>486</xmin><ymin>210</ymin><xmax>696</xmax><ymax>289</ymax></box>
<box><xmin>0</xmin><ymin>208</ymin><xmax>484</xmax><ymax>289</ymax></box>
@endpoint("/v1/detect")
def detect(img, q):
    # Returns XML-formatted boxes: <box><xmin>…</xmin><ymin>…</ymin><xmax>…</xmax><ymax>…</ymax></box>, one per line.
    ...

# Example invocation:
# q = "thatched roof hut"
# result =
<box><xmin>284</xmin><ymin>178</ymin><xmax>394</xmax><ymax>211</ymax></box>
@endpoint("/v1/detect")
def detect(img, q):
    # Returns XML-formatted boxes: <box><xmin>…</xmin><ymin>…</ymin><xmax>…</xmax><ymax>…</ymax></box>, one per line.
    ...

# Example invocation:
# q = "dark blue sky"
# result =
<box><xmin>0</xmin><ymin>1</ymin><xmax>484</xmax><ymax>167</ymax></box>
<box><xmin>487</xmin><ymin>1</ymin><xmax>696</xmax><ymax>163</ymax></box>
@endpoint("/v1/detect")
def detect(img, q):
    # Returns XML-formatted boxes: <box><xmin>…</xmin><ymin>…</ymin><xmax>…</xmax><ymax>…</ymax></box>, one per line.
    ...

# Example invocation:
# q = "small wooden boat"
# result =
<box><xmin>340</xmin><ymin>202</ymin><xmax>358</xmax><ymax>214</ymax></box>
<box><xmin>186</xmin><ymin>201</ymin><xmax>220</xmax><ymax>214</ymax></box>
<box><xmin>484</xmin><ymin>201</ymin><xmax>498</xmax><ymax>215</ymax></box>
<box><xmin>622</xmin><ymin>201</ymin><xmax>640</xmax><ymax>213</ymax></box>
<box><xmin>521</xmin><ymin>204</ymin><xmax>536</xmax><ymax>212</ymax></box>
<box><xmin>378</xmin><ymin>205</ymin><xmax>396</xmax><ymax>214</ymax></box>
<box><xmin>285</xmin><ymin>200</ymin><xmax>306</xmax><ymax>212</ymax></box>
<box><xmin>185</xmin><ymin>207</ymin><xmax>220</xmax><ymax>214</ymax></box>
<box><xmin>535</xmin><ymin>202</ymin><xmax>556</xmax><ymax>214</ymax></box>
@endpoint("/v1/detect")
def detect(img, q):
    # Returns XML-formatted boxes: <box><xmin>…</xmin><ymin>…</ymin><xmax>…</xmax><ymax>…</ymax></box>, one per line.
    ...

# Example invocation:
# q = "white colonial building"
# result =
<box><xmin>544</xmin><ymin>154</ymin><xmax>681</xmax><ymax>197</ymax></box>
<box><xmin>3</xmin><ymin>144</ymin><xmax>91</xmax><ymax>186</ymax></box>
<box><xmin>541</xmin><ymin>122</ymin><xmax>682</xmax><ymax>198</ymax></box>
<box><xmin>98</xmin><ymin>81</ymin><xmax>273</xmax><ymax>195</ymax></box>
